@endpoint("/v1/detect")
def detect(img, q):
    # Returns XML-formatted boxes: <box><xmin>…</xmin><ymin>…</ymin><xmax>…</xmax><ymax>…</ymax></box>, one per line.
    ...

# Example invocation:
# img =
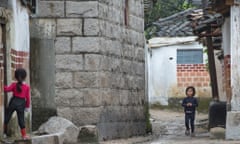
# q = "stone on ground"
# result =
<box><xmin>37</xmin><ymin>116</ymin><xmax>79</xmax><ymax>143</ymax></box>
<box><xmin>210</xmin><ymin>127</ymin><xmax>225</xmax><ymax>139</ymax></box>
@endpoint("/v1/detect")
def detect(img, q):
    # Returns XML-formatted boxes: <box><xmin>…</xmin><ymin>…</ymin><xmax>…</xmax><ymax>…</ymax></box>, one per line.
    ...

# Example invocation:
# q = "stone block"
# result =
<box><xmin>104</xmin><ymin>90</ymin><xmax>122</xmax><ymax>106</ymax></box>
<box><xmin>66</xmin><ymin>1</ymin><xmax>98</xmax><ymax>17</ymax></box>
<box><xmin>111</xmin><ymin>7</ymin><xmax>121</xmax><ymax>24</ymax></box>
<box><xmin>32</xmin><ymin>134</ymin><xmax>61</xmax><ymax>144</ymax></box>
<box><xmin>98</xmin><ymin>3</ymin><xmax>107</xmax><ymax>19</ymax></box>
<box><xmin>122</xmin><ymin>59</ymin><xmax>132</xmax><ymax>73</ymax></box>
<box><xmin>30</xmin><ymin>19</ymin><xmax>56</xmax><ymax>39</ymax></box>
<box><xmin>38</xmin><ymin>1</ymin><xmax>64</xmax><ymax>17</ymax></box>
<box><xmin>74</xmin><ymin>72</ymin><xmax>98</xmax><ymax>88</ymax></box>
<box><xmin>119</xmin><ymin>90</ymin><xmax>129</xmax><ymax>105</ymax></box>
<box><xmin>84</xmin><ymin>18</ymin><xmax>99</xmax><ymax>36</ymax></box>
<box><xmin>210</xmin><ymin>127</ymin><xmax>225</xmax><ymax>139</ymax></box>
<box><xmin>56</xmin><ymin>55</ymin><xmax>83</xmax><ymax>71</ymax></box>
<box><xmin>55</xmin><ymin>89</ymin><xmax>84</xmax><ymax>107</ymax></box>
<box><xmin>85</xmin><ymin>54</ymin><xmax>101</xmax><ymax>71</ymax></box>
<box><xmin>99</xmin><ymin>72</ymin><xmax>111</xmax><ymax>88</ymax></box>
<box><xmin>37</xmin><ymin>116</ymin><xmax>79</xmax><ymax>144</ymax></box>
<box><xmin>111</xmin><ymin>73</ymin><xmax>125</xmax><ymax>89</ymax></box>
<box><xmin>57</xmin><ymin>107</ymin><xmax>74</xmax><ymax>122</ymax></box>
<box><xmin>101</xmin><ymin>89</ymin><xmax>113</xmax><ymax>106</ymax></box>
<box><xmin>122</xmin><ymin>44</ymin><xmax>133</xmax><ymax>58</ymax></box>
<box><xmin>82</xmin><ymin>88</ymin><xmax>102</xmax><ymax>106</ymax></box>
<box><xmin>79</xmin><ymin>125</ymin><xmax>98</xmax><ymax>143</ymax></box>
<box><xmin>55</xmin><ymin>37</ymin><xmax>71</xmax><ymax>54</ymax></box>
<box><xmin>72</xmin><ymin>37</ymin><xmax>99</xmax><ymax>53</ymax></box>
<box><xmin>99</xmin><ymin>56</ymin><xmax>111</xmax><ymax>71</ymax></box>
<box><xmin>129</xmin><ymin>1</ymin><xmax>144</xmax><ymax>17</ymax></box>
<box><xmin>72</xmin><ymin>107</ymin><xmax>102</xmax><ymax>126</ymax></box>
<box><xmin>226</xmin><ymin>111</ymin><xmax>240</xmax><ymax>140</ymax></box>
<box><xmin>56</xmin><ymin>72</ymin><xmax>73</xmax><ymax>88</ymax></box>
<box><xmin>129</xmin><ymin>15</ymin><xmax>144</xmax><ymax>32</ymax></box>
<box><xmin>57</xmin><ymin>19</ymin><xmax>82</xmax><ymax>36</ymax></box>
<box><xmin>134</xmin><ymin>47</ymin><xmax>144</xmax><ymax>61</ymax></box>
<box><xmin>99</xmin><ymin>38</ymin><xmax>122</xmax><ymax>56</ymax></box>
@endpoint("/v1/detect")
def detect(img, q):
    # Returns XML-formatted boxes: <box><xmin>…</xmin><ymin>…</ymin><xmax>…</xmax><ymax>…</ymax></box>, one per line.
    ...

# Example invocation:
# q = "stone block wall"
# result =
<box><xmin>97</xmin><ymin>0</ymin><xmax>146</xmax><ymax>140</ymax></box>
<box><xmin>32</xmin><ymin>0</ymin><xmax>146</xmax><ymax>140</ymax></box>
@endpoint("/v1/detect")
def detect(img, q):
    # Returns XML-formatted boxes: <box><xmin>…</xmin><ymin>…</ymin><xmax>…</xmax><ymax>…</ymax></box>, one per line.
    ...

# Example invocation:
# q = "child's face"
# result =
<box><xmin>187</xmin><ymin>88</ymin><xmax>194</xmax><ymax>97</ymax></box>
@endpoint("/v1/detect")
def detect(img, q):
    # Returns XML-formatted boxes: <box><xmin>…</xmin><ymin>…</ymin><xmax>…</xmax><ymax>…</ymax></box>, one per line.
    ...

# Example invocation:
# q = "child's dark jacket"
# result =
<box><xmin>182</xmin><ymin>97</ymin><xmax>198</xmax><ymax>114</ymax></box>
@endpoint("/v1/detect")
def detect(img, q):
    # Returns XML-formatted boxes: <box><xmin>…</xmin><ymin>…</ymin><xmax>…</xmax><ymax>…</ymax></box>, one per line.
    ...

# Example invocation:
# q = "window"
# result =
<box><xmin>177</xmin><ymin>49</ymin><xmax>203</xmax><ymax>64</ymax></box>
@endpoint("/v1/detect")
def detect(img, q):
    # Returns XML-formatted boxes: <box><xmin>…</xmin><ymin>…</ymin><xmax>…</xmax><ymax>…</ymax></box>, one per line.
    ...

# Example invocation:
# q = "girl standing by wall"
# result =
<box><xmin>3</xmin><ymin>68</ymin><xmax>30</xmax><ymax>139</ymax></box>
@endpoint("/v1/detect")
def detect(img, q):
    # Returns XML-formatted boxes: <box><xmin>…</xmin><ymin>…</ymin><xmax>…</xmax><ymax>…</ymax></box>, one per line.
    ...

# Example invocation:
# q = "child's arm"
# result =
<box><xmin>191</xmin><ymin>98</ymin><xmax>198</xmax><ymax>107</ymax></box>
<box><xmin>182</xmin><ymin>98</ymin><xmax>187</xmax><ymax>107</ymax></box>
<box><xmin>4</xmin><ymin>83</ymin><xmax>15</xmax><ymax>92</ymax></box>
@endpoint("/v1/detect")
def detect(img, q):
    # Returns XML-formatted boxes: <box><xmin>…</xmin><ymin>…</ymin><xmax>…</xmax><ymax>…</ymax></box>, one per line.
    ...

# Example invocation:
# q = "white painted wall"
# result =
<box><xmin>10</xmin><ymin>0</ymin><xmax>30</xmax><ymax>52</ymax></box>
<box><xmin>226</xmin><ymin>5</ymin><xmax>240</xmax><ymax>140</ymax></box>
<box><xmin>148</xmin><ymin>45</ymin><xmax>176</xmax><ymax>105</ymax></box>
<box><xmin>222</xmin><ymin>18</ymin><xmax>230</xmax><ymax>56</ymax></box>
<box><xmin>148</xmin><ymin>37</ymin><xmax>205</xmax><ymax>105</ymax></box>
<box><xmin>4</xmin><ymin>0</ymin><xmax>31</xmax><ymax>137</ymax></box>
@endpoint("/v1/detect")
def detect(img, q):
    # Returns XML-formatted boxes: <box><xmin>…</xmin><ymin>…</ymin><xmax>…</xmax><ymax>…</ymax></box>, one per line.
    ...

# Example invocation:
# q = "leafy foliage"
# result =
<box><xmin>144</xmin><ymin>0</ymin><xmax>195</xmax><ymax>39</ymax></box>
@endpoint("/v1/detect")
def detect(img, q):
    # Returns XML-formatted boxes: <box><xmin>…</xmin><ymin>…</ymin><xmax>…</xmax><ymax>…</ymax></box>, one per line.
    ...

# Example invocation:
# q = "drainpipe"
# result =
<box><xmin>206</xmin><ymin>26</ymin><xmax>219</xmax><ymax>101</ymax></box>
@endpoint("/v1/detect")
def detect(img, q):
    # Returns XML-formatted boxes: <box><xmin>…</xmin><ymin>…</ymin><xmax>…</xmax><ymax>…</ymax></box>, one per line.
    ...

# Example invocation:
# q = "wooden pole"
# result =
<box><xmin>206</xmin><ymin>26</ymin><xmax>219</xmax><ymax>100</ymax></box>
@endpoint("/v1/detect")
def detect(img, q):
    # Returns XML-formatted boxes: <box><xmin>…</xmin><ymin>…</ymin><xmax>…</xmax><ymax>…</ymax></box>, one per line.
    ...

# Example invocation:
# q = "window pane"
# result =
<box><xmin>177</xmin><ymin>49</ymin><xmax>203</xmax><ymax>64</ymax></box>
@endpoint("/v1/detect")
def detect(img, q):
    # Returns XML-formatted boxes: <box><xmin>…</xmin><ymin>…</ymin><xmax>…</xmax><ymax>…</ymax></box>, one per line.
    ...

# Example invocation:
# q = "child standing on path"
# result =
<box><xmin>3</xmin><ymin>68</ymin><xmax>30</xmax><ymax>139</ymax></box>
<box><xmin>182</xmin><ymin>86</ymin><xmax>198</xmax><ymax>137</ymax></box>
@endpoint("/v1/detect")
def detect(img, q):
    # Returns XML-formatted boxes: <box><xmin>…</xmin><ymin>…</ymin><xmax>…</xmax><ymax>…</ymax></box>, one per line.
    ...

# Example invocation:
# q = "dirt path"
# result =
<box><xmin>101</xmin><ymin>109</ymin><xmax>240</xmax><ymax>144</ymax></box>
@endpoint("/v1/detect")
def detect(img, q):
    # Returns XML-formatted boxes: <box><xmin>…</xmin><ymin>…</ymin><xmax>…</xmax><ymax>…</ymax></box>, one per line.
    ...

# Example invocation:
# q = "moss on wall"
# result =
<box><xmin>145</xmin><ymin>104</ymin><xmax>152</xmax><ymax>134</ymax></box>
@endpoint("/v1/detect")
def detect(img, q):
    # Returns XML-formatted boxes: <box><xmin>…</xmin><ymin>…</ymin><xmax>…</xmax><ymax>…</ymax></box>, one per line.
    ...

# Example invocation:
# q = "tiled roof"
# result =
<box><xmin>188</xmin><ymin>8</ymin><xmax>224</xmax><ymax>50</ymax></box>
<box><xmin>153</xmin><ymin>9</ymin><xmax>202</xmax><ymax>37</ymax></box>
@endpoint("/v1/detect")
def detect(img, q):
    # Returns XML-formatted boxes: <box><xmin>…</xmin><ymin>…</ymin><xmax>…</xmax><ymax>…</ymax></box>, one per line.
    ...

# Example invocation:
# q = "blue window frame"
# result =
<box><xmin>177</xmin><ymin>49</ymin><xmax>203</xmax><ymax>64</ymax></box>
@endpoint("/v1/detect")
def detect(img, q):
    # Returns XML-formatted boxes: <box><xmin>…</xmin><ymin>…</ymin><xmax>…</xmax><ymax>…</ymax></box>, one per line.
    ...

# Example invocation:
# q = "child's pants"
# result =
<box><xmin>185</xmin><ymin>113</ymin><xmax>195</xmax><ymax>133</ymax></box>
<box><xmin>4</xmin><ymin>96</ymin><xmax>26</xmax><ymax>129</ymax></box>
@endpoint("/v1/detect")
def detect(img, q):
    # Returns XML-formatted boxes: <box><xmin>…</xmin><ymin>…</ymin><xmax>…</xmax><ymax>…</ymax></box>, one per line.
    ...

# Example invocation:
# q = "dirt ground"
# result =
<box><xmin>100</xmin><ymin>109</ymin><xmax>240</xmax><ymax>144</ymax></box>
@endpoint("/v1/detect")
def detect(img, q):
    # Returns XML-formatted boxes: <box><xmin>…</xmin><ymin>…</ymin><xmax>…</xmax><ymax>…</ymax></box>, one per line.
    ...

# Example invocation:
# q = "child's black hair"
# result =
<box><xmin>185</xmin><ymin>86</ymin><xmax>196</xmax><ymax>96</ymax></box>
<box><xmin>15</xmin><ymin>68</ymin><xmax>27</xmax><ymax>92</ymax></box>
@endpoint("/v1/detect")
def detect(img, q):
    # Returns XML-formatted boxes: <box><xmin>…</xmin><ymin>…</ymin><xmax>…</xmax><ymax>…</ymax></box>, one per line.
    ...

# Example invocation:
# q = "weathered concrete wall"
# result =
<box><xmin>221</xmin><ymin>18</ymin><xmax>231</xmax><ymax>104</ymax></box>
<box><xmin>30</xmin><ymin>19</ymin><xmax>56</xmax><ymax>130</ymax></box>
<box><xmin>31</xmin><ymin>0</ymin><xmax>146</xmax><ymax>140</ymax></box>
<box><xmin>226</xmin><ymin>5</ymin><xmax>240</xmax><ymax>140</ymax></box>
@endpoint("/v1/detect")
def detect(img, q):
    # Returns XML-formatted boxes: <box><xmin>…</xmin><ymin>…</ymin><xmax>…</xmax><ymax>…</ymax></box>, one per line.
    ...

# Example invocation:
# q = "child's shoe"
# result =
<box><xmin>21</xmin><ymin>128</ymin><xmax>30</xmax><ymax>140</ymax></box>
<box><xmin>22</xmin><ymin>135</ymin><xmax>30</xmax><ymax>140</ymax></box>
<box><xmin>185</xmin><ymin>130</ymin><xmax>190</xmax><ymax>136</ymax></box>
<box><xmin>191</xmin><ymin>132</ymin><xmax>195</xmax><ymax>137</ymax></box>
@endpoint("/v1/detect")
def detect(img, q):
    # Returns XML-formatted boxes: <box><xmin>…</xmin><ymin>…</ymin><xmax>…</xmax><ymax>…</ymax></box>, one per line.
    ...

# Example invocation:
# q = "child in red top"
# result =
<box><xmin>4</xmin><ymin>68</ymin><xmax>30</xmax><ymax>139</ymax></box>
